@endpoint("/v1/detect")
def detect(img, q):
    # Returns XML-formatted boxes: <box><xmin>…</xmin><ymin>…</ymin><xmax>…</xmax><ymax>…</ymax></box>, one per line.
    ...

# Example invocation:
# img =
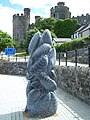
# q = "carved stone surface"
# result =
<box><xmin>26</xmin><ymin>29</ymin><xmax>58</xmax><ymax>117</ymax></box>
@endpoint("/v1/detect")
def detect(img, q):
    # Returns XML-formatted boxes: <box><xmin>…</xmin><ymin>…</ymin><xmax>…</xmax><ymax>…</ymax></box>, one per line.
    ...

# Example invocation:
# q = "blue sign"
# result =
<box><xmin>5</xmin><ymin>48</ymin><xmax>16</xmax><ymax>55</ymax></box>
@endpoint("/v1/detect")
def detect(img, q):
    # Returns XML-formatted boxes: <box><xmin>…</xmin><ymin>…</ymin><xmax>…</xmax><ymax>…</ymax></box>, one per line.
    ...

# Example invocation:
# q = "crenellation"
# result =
<box><xmin>57</xmin><ymin>2</ymin><xmax>65</xmax><ymax>6</ymax></box>
<box><xmin>66</xmin><ymin>6</ymin><xmax>69</xmax><ymax>10</ymax></box>
<box><xmin>13</xmin><ymin>13</ymin><xmax>25</xmax><ymax>19</ymax></box>
<box><xmin>17</xmin><ymin>13</ymin><xmax>19</xmax><ymax>16</ymax></box>
<box><xmin>21</xmin><ymin>13</ymin><xmax>23</xmax><ymax>16</ymax></box>
<box><xmin>55</xmin><ymin>6</ymin><xmax>58</xmax><ymax>9</ymax></box>
<box><xmin>73</xmin><ymin>13</ymin><xmax>90</xmax><ymax>25</ymax></box>
<box><xmin>50</xmin><ymin>7</ymin><xmax>53</xmax><ymax>10</ymax></box>
<box><xmin>13</xmin><ymin>14</ymin><xmax>16</xmax><ymax>16</ymax></box>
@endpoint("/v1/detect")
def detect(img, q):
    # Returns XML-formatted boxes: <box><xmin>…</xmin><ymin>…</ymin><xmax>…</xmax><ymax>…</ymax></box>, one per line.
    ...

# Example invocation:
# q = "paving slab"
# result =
<box><xmin>0</xmin><ymin>74</ymin><xmax>27</xmax><ymax>115</ymax></box>
<box><xmin>0</xmin><ymin>74</ymin><xmax>90</xmax><ymax>120</ymax></box>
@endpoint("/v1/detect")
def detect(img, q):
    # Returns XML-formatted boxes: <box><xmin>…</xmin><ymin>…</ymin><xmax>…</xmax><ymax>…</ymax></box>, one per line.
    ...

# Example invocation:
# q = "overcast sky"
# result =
<box><xmin>0</xmin><ymin>0</ymin><xmax>90</xmax><ymax>37</ymax></box>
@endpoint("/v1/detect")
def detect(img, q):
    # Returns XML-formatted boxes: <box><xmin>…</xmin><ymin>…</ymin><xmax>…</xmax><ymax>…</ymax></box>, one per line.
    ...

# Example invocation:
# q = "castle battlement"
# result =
<box><xmin>72</xmin><ymin>13</ymin><xmax>90</xmax><ymax>25</ymax></box>
<box><xmin>13</xmin><ymin>13</ymin><xmax>25</xmax><ymax>18</ymax></box>
<box><xmin>57</xmin><ymin>2</ymin><xmax>65</xmax><ymax>6</ymax></box>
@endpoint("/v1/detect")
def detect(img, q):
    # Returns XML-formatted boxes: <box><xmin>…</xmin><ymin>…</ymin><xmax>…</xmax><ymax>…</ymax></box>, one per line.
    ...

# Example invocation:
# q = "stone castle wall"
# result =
<box><xmin>72</xmin><ymin>13</ymin><xmax>90</xmax><ymax>25</ymax></box>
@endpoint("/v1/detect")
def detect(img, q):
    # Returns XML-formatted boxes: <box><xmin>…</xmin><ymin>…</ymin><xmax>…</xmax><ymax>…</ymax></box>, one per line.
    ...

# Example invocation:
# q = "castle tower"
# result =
<box><xmin>13</xmin><ymin>8</ymin><xmax>30</xmax><ymax>41</ymax></box>
<box><xmin>24</xmin><ymin>8</ymin><xmax>30</xmax><ymax>18</ymax></box>
<box><xmin>50</xmin><ymin>2</ymin><xmax>71</xmax><ymax>19</ymax></box>
<box><xmin>24</xmin><ymin>8</ymin><xmax>30</xmax><ymax>29</ymax></box>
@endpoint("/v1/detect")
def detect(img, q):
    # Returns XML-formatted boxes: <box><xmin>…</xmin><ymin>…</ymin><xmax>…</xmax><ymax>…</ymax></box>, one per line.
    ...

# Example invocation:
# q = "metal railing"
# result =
<box><xmin>0</xmin><ymin>46</ymin><xmax>90</xmax><ymax>67</ymax></box>
<box><xmin>0</xmin><ymin>53</ymin><xmax>28</xmax><ymax>62</ymax></box>
<box><xmin>57</xmin><ymin>46</ymin><xmax>90</xmax><ymax>67</ymax></box>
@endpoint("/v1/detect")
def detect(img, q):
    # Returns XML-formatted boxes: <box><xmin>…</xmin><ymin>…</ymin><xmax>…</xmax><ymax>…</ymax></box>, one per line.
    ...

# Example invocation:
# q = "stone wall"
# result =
<box><xmin>0</xmin><ymin>60</ymin><xmax>90</xmax><ymax>105</ymax></box>
<box><xmin>0</xmin><ymin>60</ymin><xmax>27</xmax><ymax>75</ymax></box>
<box><xmin>56</xmin><ymin>47</ymin><xmax>88</xmax><ymax>64</ymax></box>
<box><xmin>54</xmin><ymin>66</ymin><xmax>90</xmax><ymax>105</ymax></box>
<box><xmin>67</xmin><ymin>48</ymin><xmax>88</xmax><ymax>57</ymax></box>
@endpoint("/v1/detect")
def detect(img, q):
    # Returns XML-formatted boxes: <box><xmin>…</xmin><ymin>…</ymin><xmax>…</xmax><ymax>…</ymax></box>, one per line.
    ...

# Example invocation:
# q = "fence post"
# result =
<box><xmin>1</xmin><ymin>53</ymin><xmax>3</xmax><ymax>59</ymax></box>
<box><xmin>24</xmin><ymin>54</ymin><xmax>26</xmax><ymax>62</ymax></box>
<box><xmin>75</xmin><ymin>49</ymin><xmax>77</xmax><ymax>66</ymax></box>
<box><xmin>65</xmin><ymin>51</ymin><xmax>67</xmax><ymax>66</ymax></box>
<box><xmin>16</xmin><ymin>55</ymin><xmax>17</xmax><ymax>62</ymax></box>
<box><xmin>8</xmin><ymin>55</ymin><xmax>10</xmax><ymax>62</ymax></box>
<box><xmin>88</xmin><ymin>45</ymin><xmax>90</xmax><ymax>67</ymax></box>
<box><xmin>13</xmin><ymin>55</ymin><xmax>14</xmax><ymax>62</ymax></box>
<box><xmin>59</xmin><ymin>52</ymin><xmax>60</xmax><ymax>65</ymax></box>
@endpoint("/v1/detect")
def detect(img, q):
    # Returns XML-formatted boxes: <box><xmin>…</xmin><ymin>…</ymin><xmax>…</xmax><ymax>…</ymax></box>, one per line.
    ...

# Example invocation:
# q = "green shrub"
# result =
<box><xmin>54</xmin><ymin>36</ymin><xmax>89</xmax><ymax>52</ymax></box>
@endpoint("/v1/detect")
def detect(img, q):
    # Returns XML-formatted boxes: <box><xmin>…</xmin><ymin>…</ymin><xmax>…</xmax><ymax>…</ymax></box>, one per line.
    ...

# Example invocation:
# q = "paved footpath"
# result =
<box><xmin>55</xmin><ymin>61</ymin><xmax>88</xmax><ymax>67</ymax></box>
<box><xmin>0</xmin><ymin>74</ymin><xmax>90</xmax><ymax>120</ymax></box>
<box><xmin>0</xmin><ymin>75</ymin><xmax>27</xmax><ymax>114</ymax></box>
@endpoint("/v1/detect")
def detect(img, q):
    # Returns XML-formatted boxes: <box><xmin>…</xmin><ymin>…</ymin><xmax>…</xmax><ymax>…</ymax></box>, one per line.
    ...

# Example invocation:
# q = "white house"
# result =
<box><xmin>53</xmin><ymin>38</ymin><xmax>71</xmax><ymax>45</ymax></box>
<box><xmin>71</xmin><ymin>24</ymin><xmax>90</xmax><ymax>39</ymax></box>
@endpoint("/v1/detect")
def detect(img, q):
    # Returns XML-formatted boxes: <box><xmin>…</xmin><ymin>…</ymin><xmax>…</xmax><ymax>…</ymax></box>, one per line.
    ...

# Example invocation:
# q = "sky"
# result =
<box><xmin>0</xmin><ymin>0</ymin><xmax>90</xmax><ymax>37</ymax></box>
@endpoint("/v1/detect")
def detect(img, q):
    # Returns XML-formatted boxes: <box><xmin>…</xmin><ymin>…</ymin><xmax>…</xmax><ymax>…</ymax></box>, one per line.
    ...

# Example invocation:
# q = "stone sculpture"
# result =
<box><xmin>25</xmin><ymin>29</ymin><xmax>58</xmax><ymax>117</ymax></box>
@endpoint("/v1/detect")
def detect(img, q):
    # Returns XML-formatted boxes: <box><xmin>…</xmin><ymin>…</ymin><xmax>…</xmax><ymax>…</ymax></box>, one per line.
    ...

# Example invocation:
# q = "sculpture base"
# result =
<box><xmin>23</xmin><ymin>111</ymin><xmax>60</xmax><ymax>119</ymax></box>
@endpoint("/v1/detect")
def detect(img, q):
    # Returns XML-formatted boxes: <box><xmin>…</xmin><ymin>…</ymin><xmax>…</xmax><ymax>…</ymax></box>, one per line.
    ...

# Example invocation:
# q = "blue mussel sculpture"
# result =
<box><xmin>25</xmin><ymin>29</ymin><xmax>58</xmax><ymax>117</ymax></box>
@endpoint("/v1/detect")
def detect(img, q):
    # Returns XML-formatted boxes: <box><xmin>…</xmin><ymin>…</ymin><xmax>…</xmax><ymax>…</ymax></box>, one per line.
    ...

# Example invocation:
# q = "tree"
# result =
<box><xmin>63</xmin><ymin>19</ymin><xmax>80</xmax><ymax>38</ymax></box>
<box><xmin>35</xmin><ymin>17</ymin><xmax>79</xmax><ymax>38</ymax></box>
<box><xmin>0</xmin><ymin>30</ymin><xmax>15</xmax><ymax>52</ymax></box>
<box><xmin>54</xmin><ymin>18</ymin><xmax>80</xmax><ymax>38</ymax></box>
<box><xmin>53</xmin><ymin>19</ymin><xmax>63</xmax><ymax>38</ymax></box>
<box><xmin>21</xmin><ymin>27</ymin><xmax>57</xmax><ymax>53</ymax></box>
<box><xmin>21</xmin><ymin>28</ymin><xmax>38</xmax><ymax>53</ymax></box>
<box><xmin>35</xmin><ymin>17</ymin><xmax>57</xmax><ymax>31</ymax></box>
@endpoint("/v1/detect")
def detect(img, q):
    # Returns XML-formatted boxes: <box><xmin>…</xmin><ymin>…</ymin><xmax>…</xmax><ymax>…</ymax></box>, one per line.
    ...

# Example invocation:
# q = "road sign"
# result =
<box><xmin>5</xmin><ymin>48</ymin><xmax>16</xmax><ymax>55</ymax></box>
